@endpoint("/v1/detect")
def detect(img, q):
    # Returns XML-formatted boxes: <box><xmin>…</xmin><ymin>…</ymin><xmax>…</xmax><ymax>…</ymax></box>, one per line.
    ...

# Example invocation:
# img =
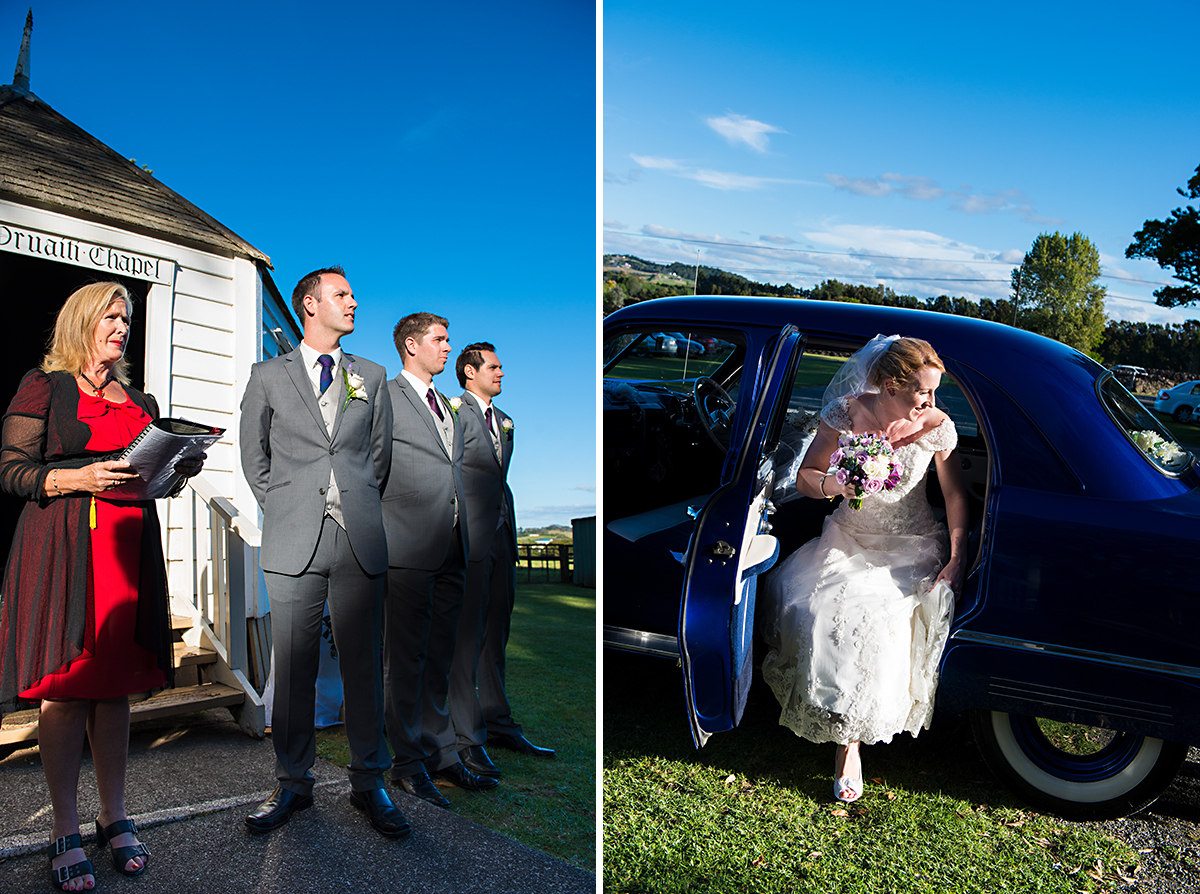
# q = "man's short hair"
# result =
<box><xmin>291</xmin><ymin>266</ymin><xmax>346</xmax><ymax>321</ymax></box>
<box><xmin>456</xmin><ymin>341</ymin><xmax>496</xmax><ymax>388</ymax></box>
<box><xmin>393</xmin><ymin>312</ymin><xmax>450</xmax><ymax>357</ymax></box>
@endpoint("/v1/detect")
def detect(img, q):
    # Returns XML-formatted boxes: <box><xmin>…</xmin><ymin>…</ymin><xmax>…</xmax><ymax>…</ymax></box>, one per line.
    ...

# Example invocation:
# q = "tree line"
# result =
<box><xmin>605</xmin><ymin>162</ymin><xmax>1200</xmax><ymax>370</ymax></box>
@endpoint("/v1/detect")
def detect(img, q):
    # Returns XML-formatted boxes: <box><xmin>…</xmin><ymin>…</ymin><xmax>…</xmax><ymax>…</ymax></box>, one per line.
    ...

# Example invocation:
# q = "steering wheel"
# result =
<box><xmin>693</xmin><ymin>376</ymin><xmax>735</xmax><ymax>452</ymax></box>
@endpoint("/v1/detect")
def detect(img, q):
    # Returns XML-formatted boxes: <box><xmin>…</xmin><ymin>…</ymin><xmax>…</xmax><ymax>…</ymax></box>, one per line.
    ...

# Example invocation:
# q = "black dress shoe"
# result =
<box><xmin>395</xmin><ymin>770</ymin><xmax>451</xmax><ymax>809</ymax></box>
<box><xmin>432</xmin><ymin>760</ymin><xmax>500</xmax><ymax>790</ymax></box>
<box><xmin>350</xmin><ymin>788</ymin><xmax>412</xmax><ymax>838</ymax></box>
<box><xmin>488</xmin><ymin>732</ymin><xmax>557</xmax><ymax>759</ymax></box>
<box><xmin>245</xmin><ymin>787</ymin><xmax>313</xmax><ymax>833</ymax></box>
<box><xmin>459</xmin><ymin>744</ymin><xmax>501</xmax><ymax>778</ymax></box>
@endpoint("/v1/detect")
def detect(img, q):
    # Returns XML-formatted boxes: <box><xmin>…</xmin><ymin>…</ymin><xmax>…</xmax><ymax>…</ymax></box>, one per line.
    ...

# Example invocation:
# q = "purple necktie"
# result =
<box><xmin>317</xmin><ymin>354</ymin><xmax>334</xmax><ymax>395</ymax></box>
<box><xmin>426</xmin><ymin>387</ymin><xmax>445</xmax><ymax>421</ymax></box>
<box><xmin>484</xmin><ymin>405</ymin><xmax>493</xmax><ymax>434</ymax></box>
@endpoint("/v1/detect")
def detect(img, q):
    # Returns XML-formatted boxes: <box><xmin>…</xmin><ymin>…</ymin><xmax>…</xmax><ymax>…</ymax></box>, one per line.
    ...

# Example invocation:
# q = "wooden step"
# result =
<box><xmin>0</xmin><ymin>682</ymin><xmax>244</xmax><ymax>752</ymax></box>
<box><xmin>129</xmin><ymin>682</ymin><xmax>244</xmax><ymax>722</ymax></box>
<box><xmin>173</xmin><ymin>641</ymin><xmax>216</xmax><ymax>668</ymax></box>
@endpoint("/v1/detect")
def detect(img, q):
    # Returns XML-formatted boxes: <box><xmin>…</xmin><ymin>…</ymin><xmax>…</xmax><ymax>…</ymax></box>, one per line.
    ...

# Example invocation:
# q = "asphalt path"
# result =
<box><xmin>0</xmin><ymin>709</ymin><xmax>595</xmax><ymax>893</ymax></box>
<box><xmin>1086</xmin><ymin>747</ymin><xmax>1200</xmax><ymax>893</ymax></box>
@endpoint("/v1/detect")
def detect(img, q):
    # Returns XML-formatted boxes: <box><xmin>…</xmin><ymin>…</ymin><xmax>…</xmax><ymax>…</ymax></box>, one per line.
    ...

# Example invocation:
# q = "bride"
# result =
<box><xmin>760</xmin><ymin>335</ymin><xmax>968</xmax><ymax>803</ymax></box>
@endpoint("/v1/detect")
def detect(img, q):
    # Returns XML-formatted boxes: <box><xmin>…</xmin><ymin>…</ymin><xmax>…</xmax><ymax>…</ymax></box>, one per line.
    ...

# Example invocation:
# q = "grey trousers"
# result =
<box><xmin>265</xmin><ymin>517</ymin><xmax>389</xmax><ymax>795</ymax></box>
<box><xmin>383</xmin><ymin>529</ymin><xmax>466</xmax><ymax>777</ymax></box>
<box><xmin>450</xmin><ymin>525</ymin><xmax>521</xmax><ymax>747</ymax></box>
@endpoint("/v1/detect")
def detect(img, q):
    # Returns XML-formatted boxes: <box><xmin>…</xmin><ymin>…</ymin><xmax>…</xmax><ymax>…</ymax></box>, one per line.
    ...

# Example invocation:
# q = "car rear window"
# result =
<box><xmin>1099</xmin><ymin>374</ymin><xmax>1192</xmax><ymax>474</ymax></box>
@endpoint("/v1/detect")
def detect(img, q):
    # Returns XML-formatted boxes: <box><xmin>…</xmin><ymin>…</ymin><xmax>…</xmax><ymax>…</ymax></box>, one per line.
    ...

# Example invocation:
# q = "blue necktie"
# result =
<box><xmin>318</xmin><ymin>355</ymin><xmax>334</xmax><ymax>395</ymax></box>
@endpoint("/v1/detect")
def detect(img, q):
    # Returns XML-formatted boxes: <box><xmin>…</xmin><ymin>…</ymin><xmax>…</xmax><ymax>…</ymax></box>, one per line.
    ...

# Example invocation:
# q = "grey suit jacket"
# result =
<box><xmin>380</xmin><ymin>376</ymin><xmax>470</xmax><ymax>569</ymax></box>
<box><xmin>240</xmin><ymin>347</ymin><xmax>392</xmax><ymax>576</ymax></box>
<box><xmin>458</xmin><ymin>394</ymin><xmax>517</xmax><ymax>561</ymax></box>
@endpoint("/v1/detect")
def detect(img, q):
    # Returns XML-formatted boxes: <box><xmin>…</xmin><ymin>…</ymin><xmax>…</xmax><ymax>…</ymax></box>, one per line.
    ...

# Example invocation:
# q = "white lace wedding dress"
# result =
<box><xmin>760</xmin><ymin>398</ymin><xmax>957</xmax><ymax>745</ymax></box>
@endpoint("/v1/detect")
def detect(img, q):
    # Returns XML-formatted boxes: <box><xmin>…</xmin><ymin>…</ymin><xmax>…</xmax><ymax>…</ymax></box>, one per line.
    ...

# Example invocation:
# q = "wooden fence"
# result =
<box><xmin>517</xmin><ymin>542</ymin><xmax>573</xmax><ymax>583</ymax></box>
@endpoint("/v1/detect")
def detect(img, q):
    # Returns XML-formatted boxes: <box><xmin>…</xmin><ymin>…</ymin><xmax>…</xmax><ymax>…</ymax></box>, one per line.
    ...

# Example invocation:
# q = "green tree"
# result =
<box><xmin>1126</xmin><ymin>164</ymin><xmax>1200</xmax><ymax>307</ymax></box>
<box><xmin>1011</xmin><ymin>232</ymin><xmax>1108</xmax><ymax>352</ymax></box>
<box><xmin>603</xmin><ymin>279</ymin><xmax>629</xmax><ymax>315</ymax></box>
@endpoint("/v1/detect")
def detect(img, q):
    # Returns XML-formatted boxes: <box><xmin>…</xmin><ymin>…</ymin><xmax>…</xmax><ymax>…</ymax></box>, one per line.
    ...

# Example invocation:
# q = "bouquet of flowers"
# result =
<box><xmin>830</xmin><ymin>433</ymin><xmax>903</xmax><ymax>510</ymax></box>
<box><xmin>1132</xmin><ymin>429</ymin><xmax>1187</xmax><ymax>467</ymax></box>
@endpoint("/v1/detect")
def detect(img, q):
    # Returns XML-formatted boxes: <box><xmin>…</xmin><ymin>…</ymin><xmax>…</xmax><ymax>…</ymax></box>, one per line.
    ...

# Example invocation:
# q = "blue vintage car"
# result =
<box><xmin>603</xmin><ymin>295</ymin><xmax>1200</xmax><ymax>819</ymax></box>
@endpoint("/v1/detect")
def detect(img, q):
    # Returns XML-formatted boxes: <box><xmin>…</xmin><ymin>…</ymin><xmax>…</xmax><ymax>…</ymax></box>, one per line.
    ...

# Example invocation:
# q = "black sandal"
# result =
<box><xmin>94</xmin><ymin>818</ymin><xmax>149</xmax><ymax>877</ymax></box>
<box><xmin>48</xmin><ymin>833</ymin><xmax>94</xmax><ymax>891</ymax></box>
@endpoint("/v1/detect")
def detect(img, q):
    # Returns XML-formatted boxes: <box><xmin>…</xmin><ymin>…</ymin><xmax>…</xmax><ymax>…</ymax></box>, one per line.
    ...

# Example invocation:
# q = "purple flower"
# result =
<box><xmin>863</xmin><ymin>478</ymin><xmax>884</xmax><ymax>494</ymax></box>
<box><xmin>856</xmin><ymin>451</ymin><xmax>869</xmax><ymax>464</ymax></box>
<box><xmin>835</xmin><ymin>468</ymin><xmax>850</xmax><ymax>485</ymax></box>
<box><xmin>830</xmin><ymin>448</ymin><xmax>844</xmax><ymax>464</ymax></box>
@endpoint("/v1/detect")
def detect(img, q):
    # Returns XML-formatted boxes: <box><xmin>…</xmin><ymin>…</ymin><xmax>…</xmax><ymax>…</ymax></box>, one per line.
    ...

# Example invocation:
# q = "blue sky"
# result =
<box><xmin>10</xmin><ymin>0</ymin><xmax>596</xmax><ymax>529</ymax></box>
<box><xmin>604</xmin><ymin>1</ymin><xmax>1200</xmax><ymax>328</ymax></box>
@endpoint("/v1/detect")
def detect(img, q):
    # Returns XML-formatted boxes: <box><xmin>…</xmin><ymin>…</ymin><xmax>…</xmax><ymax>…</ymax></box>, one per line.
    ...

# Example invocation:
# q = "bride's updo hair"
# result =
<box><xmin>870</xmin><ymin>337</ymin><xmax>944</xmax><ymax>389</ymax></box>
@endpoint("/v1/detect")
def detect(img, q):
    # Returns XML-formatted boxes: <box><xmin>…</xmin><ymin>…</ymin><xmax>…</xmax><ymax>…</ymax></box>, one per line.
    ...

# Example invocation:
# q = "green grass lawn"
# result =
<box><xmin>1154</xmin><ymin>411</ymin><xmax>1200</xmax><ymax>455</ymax></box>
<box><xmin>604</xmin><ymin>653</ymin><xmax>1138</xmax><ymax>894</ymax></box>
<box><xmin>316</xmin><ymin>582</ymin><xmax>595</xmax><ymax>871</ymax></box>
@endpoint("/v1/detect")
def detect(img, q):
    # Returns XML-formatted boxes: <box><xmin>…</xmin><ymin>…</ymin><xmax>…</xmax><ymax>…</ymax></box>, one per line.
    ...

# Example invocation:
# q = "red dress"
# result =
<box><xmin>19</xmin><ymin>391</ymin><xmax>166</xmax><ymax>699</ymax></box>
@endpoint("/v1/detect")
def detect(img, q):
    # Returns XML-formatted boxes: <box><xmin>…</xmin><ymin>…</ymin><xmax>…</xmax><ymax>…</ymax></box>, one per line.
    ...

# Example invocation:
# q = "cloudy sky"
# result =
<box><xmin>11</xmin><ymin>0</ymin><xmax>596</xmax><ymax>528</ymax></box>
<box><xmin>603</xmin><ymin>0</ymin><xmax>1200</xmax><ymax>326</ymax></box>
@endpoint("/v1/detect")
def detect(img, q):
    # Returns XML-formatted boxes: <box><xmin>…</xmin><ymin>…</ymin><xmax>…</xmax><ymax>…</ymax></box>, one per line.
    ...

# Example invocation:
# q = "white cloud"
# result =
<box><xmin>630</xmin><ymin>154</ymin><xmax>682</xmax><ymax>171</ymax></box>
<box><xmin>823</xmin><ymin>171</ymin><xmax>1061</xmax><ymax>225</ymax></box>
<box><xmin>630</xmin><ymin>155</ymin><xmax>785</xmax><ymax>191</ymax></box>
<box><xmin>823</xmin><ymin>173</ymin><xmax>943</xmax><ymax>201</ymax></box>
<box><xmin>882</xmin><ymin>173</ymin><xmax>945</xmax><ymax>201</ymax></box>
<box><xmin>761</xmin><ymin>234</ymin><xmax>796</xmax><ymax>245</ymax></box>
<box><xmin>604</xmin><ymin>218</ymin><xmax>628</xmax><ymax>230</ymax></box>
<box><xmin>823</xmin><ymin>174</ymin><xmax>893</xmax><ymax>197</ymax></box>
<box><xmin>685</xmin><ymin>168</ymin><xmax>777</xmax><ymax>191</ymax></box>
<box><xmin>705</xmin><ymin>113</ymin><xmax>785</xmax><ymax>153</ymax></box>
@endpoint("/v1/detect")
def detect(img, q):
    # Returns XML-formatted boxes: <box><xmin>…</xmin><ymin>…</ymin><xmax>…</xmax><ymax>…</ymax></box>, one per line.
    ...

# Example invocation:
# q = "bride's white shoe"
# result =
<box><xmin>834</xmin><ymin>775</ymin><xmax>863</xmax><ymax>802</ymax></box>
<box><xmin>833</xmin><ymin>743</ymin><xmax>863</xmax><ymax>802</ymax></box>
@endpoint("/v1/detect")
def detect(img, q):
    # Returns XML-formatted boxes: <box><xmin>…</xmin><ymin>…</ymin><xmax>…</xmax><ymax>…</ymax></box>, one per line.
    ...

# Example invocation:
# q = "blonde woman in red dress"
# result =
<box><xmin>0</xmin><ymin>283</ymin><xmax>202</xmax><ymax>891</ymax></box>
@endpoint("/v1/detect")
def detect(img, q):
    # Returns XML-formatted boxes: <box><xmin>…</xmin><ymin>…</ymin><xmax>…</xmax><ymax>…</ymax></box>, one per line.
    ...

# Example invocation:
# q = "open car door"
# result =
<box><xmin>679</xmin><ymin>326</ymin><xmax>805</xmax><ymax>746</ymax></box>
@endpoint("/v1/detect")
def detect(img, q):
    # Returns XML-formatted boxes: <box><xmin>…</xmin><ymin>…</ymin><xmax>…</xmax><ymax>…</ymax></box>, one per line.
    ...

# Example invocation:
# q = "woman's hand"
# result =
<box><xmin>174</xmin><ymin>453</ymin><xmax>206</xmax><ymax>479</ymax></box>
<box><xmin>73</xmin><ymin>460</ymin><xmax>140</xmax><ymax>494</ymax></box>
<box><xmin>934</xmin><ymin>554</ymin><xmax>965</xmax><ymax>595</ymax></box>
<box><xmin>815</xmin><ymin>471</ymin><xmax>855</xmax><ymax>501</ymax></box>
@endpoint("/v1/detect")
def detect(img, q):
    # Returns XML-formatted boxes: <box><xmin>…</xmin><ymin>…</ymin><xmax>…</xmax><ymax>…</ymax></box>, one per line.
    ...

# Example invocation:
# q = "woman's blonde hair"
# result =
<box><xmin>41</xmin><ymin>282</ymin><xmax>133</xmax><ymax>383</ymax></box>
<box><xmin>870</xmin><ymin>337</ymin><xmax>943</xmax><ymax>389</ymax></box>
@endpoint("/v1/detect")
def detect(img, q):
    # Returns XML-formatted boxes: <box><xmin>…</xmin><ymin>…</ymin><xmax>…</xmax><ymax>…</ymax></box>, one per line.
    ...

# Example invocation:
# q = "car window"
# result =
<box><xmin>1099</xmin><ymin>375</ymin><xmax>1191</xmax><ymax>474</ymax></box>
<box><xmin>604</xmin><ymin>328</ymin><xmax>745</xmax><ymax>395</ymax></box>
<box><xmin>784</xmin><ymin>350</ymin><xmax>979</xmax><ymax>438</ymax></box>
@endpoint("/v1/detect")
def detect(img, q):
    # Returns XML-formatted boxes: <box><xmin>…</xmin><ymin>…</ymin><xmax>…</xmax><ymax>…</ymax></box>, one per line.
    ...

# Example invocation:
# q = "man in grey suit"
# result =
<box><xmin>450</xmin><ymin>343</ymin><xmax>554</xmax><ymax>779</ymax></box>
<box><xmin>382</xmin><ymin>313</ymin><xmax>498</xmax><ymax>808</ymax></box>
<box><xmin>240</xmin><ymin>266</ymin><xmax>410</xmax><ymax>837</ymax></box>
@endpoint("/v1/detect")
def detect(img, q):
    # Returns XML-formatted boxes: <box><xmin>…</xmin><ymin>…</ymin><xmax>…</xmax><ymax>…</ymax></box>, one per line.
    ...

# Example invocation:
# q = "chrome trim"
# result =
<box><xmin>986</xmin><ymin>677</ymin><xmax>1174</xmax><ymax>724</ymax></box>
<box><xmin>950</xmin><ymin>629</ymin><xmax>1200</xmax><ymax>681</ymax></box>
<box><xmin>604</xmin><ymin>625</ymin><xmax>679</xmax><ymax>659</ymax></box>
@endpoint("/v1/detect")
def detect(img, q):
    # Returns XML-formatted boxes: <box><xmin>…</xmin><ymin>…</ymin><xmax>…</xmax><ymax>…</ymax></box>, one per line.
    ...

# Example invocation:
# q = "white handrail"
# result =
<box><xmin>174</xmin><ymin>474</ymin><xmax>267</xmax><ymax>736</ymax></box>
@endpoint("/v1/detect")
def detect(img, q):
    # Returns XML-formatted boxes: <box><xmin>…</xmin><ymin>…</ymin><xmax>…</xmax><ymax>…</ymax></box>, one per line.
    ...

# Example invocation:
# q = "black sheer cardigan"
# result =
<box><xmin>0</xmin><ymin>369</ymin><xmax>173</xmax><ymax>715</ymax></box>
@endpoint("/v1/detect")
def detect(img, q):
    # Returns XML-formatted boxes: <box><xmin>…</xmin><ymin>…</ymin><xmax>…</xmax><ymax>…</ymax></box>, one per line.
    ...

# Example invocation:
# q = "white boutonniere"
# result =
<box><xmin>501</xmin><ymin>418</ymin><xmax>514</xmax><ymax>438</ymax></box>
<box><xmin>447</xmin><ymin>396</ymin><xmax>462</xmax><ymax>416</ymax></box>
<box><xmin>343</xmin><ymin>365</ymin><xmax>368</xmax><ymax>410</ymax></box>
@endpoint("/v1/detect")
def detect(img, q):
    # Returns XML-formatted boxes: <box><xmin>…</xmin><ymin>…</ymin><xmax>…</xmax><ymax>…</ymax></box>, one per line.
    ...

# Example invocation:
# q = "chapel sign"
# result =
<box><xmin>0</xmin><ymin>221</ymin><xmax>174</xmax><ymax>285</ymax></box>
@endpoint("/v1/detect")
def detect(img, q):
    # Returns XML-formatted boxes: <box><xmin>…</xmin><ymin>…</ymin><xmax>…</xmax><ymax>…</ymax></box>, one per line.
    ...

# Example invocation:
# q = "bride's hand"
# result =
<box><xmin>934</xmin><ymin>556</ymin><xmax>964</xmax><ymax>595</ymax></box>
